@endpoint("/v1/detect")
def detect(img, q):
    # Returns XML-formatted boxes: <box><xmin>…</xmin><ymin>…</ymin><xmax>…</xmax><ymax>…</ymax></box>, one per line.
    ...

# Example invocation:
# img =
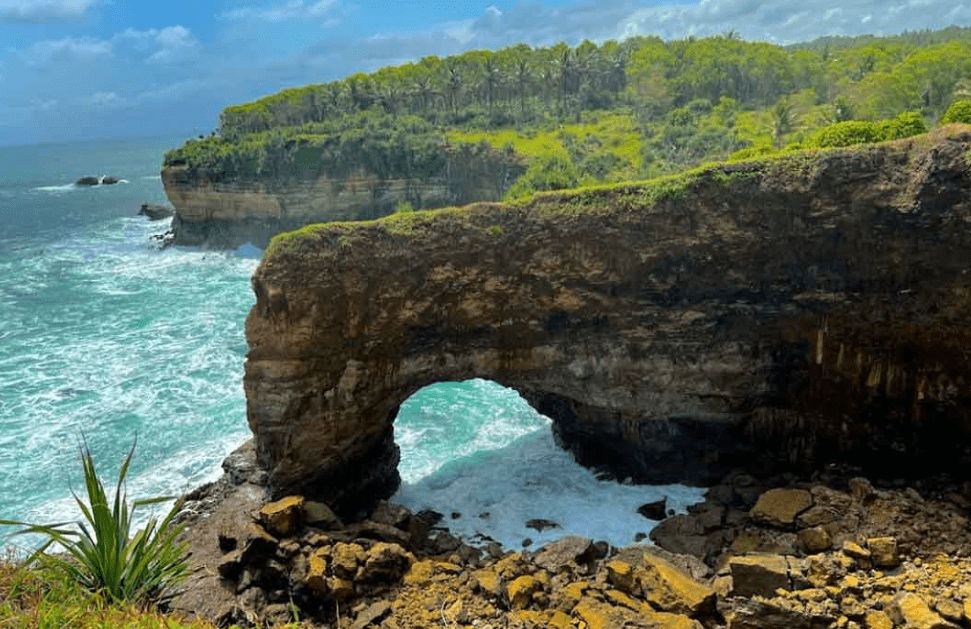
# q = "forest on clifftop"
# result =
<box><xmin>164</xmin><ymin>26</ymin><xmax>971</xmax><ymax>203</ymax></box>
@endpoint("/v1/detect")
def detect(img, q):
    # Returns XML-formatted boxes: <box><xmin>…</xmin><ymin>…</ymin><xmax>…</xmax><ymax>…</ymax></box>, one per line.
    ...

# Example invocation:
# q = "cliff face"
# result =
<box><xmin>244</xmin><ymin>127</ymin><xmax>971</xmax><ymax>513</ymax></box>
<box><xmin>161</xmin><ymin>146</ymin><xmax>524</xmax><ymax>249</ymax></box>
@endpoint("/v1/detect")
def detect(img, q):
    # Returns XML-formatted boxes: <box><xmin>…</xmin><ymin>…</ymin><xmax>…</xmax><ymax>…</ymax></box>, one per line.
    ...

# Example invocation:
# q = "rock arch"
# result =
<box><xmin>244</xmin><ymin>130</ymin><xmax>971</xmax><ymax>513</ymax></box>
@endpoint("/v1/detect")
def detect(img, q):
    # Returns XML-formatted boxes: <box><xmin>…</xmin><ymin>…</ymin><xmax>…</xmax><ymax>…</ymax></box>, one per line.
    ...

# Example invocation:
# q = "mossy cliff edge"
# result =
<box><xmin>244</xmin><ymin>127</ymin><xmax>971</xmax><ymax>512</ymax></box>
<box><xmin>161</xmin><ymin>141</ymin><xmax>524</xmax><ymax>249</ymax></box>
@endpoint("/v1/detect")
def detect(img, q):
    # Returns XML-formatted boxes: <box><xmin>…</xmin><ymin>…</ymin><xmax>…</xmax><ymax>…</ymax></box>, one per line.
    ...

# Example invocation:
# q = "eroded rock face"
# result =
<box><xmin>161</xmin><ymin>146</ymin><xmax>524</xmax><ymax>249</ymax></box>
<box><xmin>244</xmin><ymin>128</ymin><xmax>971</xmax><ymax>511</ymax></box>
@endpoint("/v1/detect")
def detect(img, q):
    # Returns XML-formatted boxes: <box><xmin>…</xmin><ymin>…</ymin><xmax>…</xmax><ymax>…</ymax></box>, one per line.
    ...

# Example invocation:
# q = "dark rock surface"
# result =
<box><xmin>138</xmin><ymin>202</ymin><xmax>174</xmax><ymax>220</ymax></box>
<box><xmin>243</xmin><ymin>128</ymin><xmax>971</xmax><ymax>510</ymax></box>
<box><xmin>75</xmin><ymin>176</ymin><xmax>100</xmax><ymax>186</ymax></box>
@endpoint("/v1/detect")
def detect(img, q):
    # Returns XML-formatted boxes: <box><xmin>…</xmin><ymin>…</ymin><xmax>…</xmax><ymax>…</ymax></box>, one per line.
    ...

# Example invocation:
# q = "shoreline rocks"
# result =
<box><xmin>75</xmin><ymin>175</ymin><xmax>121</xmax><ymax>186</ymax></box>
<box><xmin>138</xmin><ymin>202</ymin><xmax>175</xmax><ymax>220</ymax></box>
<box><xmin>168</xmin><ymin>444</ymin><xmax>971</xmax><ymax>629</ymax></box>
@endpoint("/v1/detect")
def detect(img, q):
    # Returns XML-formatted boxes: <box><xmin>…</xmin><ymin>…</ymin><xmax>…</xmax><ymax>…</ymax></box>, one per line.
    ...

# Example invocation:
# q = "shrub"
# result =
<box><xmin>877</xmin><ymin>111</ymin><xmax>927</xmax><ymax>140</ymax></box>
<box><xmin>805</xmin><ymin>120</ymin><xmax>881</xmax><ymax>148</ymax></box>
<box><xmin>942</xmin><ymin>100</ymin><xmax>971</xmax><ymax>125</ymax></box>
<box><xmin>0</xmin><ymin>443</ymin><xmax>189</xmax><ymax>605</ymax></box>
<box><xmin>505</xmin><ymin>153</ymin><xmax>579</xmax><ymax>200</ymax></box>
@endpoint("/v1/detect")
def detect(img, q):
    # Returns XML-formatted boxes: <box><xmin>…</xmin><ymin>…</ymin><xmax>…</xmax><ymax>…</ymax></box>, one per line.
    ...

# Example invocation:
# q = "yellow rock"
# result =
<box><xmin>402</xmin><ymin>559</ymin><xmax>436</xmax><ymax>586</ymax></box>
<box><xmin>508</xmin><ymin>609</ymin><xmax>548</xmax><ymax>628</ymax></box>
<box><xmin>306</xmin><ymin>549</ymin><xmax>329</xmax><ymax>593</ymax></box>
<box><xmin>474</xmin><ymin>568</ymin><xmax>503</xmax><ymax>597</ymax></box>
<box><xmin>331</xmin><ymin>542</ymin><xmax>366</xmax><ymax>578</ymax></box>
<box><xmin>750</xmin><ymin>488</ymin><xmax>813</xmax><ymax>527</ymax></box>
<box><xmin>508</xmin><ymin>575</ymin><xmax>541</xmax><ymax>610</ymax></box>
<box><xmin>606</xmin><ymin>560</ymin><xmax>637</xmax><ymax>594</ymax></box>
<box><xmin>549</xmin><ymin>610</ymin><xmax>573</xmax><ymax>629</ymax></box>
<box><xmin>865</xmin><ymin>610</ymin><xmax>893</xmax><ymax>629</ymax></box>
<box><xmin>258</xmin><ymin>495</ymin><xmax>304</xmax><ymax>537</ymax></box>
<box><xmin>893</xmin><ymin>592</ymin><xmax>956</xmax><ymax>629</ymax></box>
<box><xmin>638</xmin><ymin>553</ymin><xmax>717</xmax><ymax>617</ymax></box>
<box><xmin>574</xmin><ymin>596</ymin><xmax>700</xmax><ymax>629</ymax></box>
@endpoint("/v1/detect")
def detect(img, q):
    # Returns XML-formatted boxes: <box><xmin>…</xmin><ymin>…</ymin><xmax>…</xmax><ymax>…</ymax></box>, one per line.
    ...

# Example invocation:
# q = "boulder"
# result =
<box><xmin>258</xmin><ymin>495</ymin><xmax>304</xmax><ymax>537</ymax></box>
<box><xmin>636</xmin><ymin>554</ymin><xmax>717</xmax><ymax>618</ymax></box>
<box><xmin>751</xmin><ymin>489</ymin><xmax>814</xmax><ymax>528</ymax></box>
<box><xmin>532</xmin><ymin>537</ymin><xmax>596</xmax><ymax>573</ymax></box>
<box><xmin>75</xmin><ymin>176</ymin><xmax>100</xmax><ymax>186</ymax></box>
<box><xmin>303</xmin><ymin>500</ymin><xmax>343</xmax><ymax>530</ymax></box>
<box><xmin>729</xmin><ymin>554</ymin><xmax>791</xmax><ymax>598</ymax></box>
<box><xmin>507</xmin><ymin>574</ymin><xmax>541</xmax><ymax>609</ymax></box>
<box><xmin>867</xmin><ymin>537</ymin><xmax>899</xmax><ymax>568</ymax></box>
<box><xmin>891</xmin><ymin>592</ymin><xmax>959</xmax><ymax>629</ymax></box>
<box><xmin>797</xmin><ymin>526</ymin><xmax>832</xmax><ymax>553</ymax></box>
<box><xmin>101</xmin><ymin>175</ymin><xmax>119</xmax><ymax>185</ymax></box>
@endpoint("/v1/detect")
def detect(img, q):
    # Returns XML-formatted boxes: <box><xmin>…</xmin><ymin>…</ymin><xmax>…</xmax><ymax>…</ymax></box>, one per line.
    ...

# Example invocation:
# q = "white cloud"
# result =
<box><xmin>117</xmin><ymin>25</ymin><xmax>199</xmax><ymax>64</ymax></box>
<box><xmin>21</xmin><ymin>37</ymin><xmax>112</xmax><ymax>67</ymax></box>
<box><xmin>221</xmin><ymin>0</ymin><xmax>339</xmax><ymax>23</ymax></box>
<box><xmin>0</xmin><ymin>0</ymin><xmax>98</xmax><ymax>23</ymax></box>
<box><xmin>87</xmin><ymin>91</ymin><xmax>123</xmax><ymax>107</ymax></box>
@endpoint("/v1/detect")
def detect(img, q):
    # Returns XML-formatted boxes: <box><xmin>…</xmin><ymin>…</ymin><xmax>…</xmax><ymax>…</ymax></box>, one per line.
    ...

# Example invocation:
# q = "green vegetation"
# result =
<box><xmin>942</xmin><ymin>99</ymin><xmax>971</xmax><ymax>124</ymax></box>
<box><xmin>0</xmin><ymin>444</ymin><xmax>188</xmax><ymax>605</ymax></box>
<box><xmin>166</xmin><ymin>26</ymin><xmax>971</xmax><ymax>211</ymax></box>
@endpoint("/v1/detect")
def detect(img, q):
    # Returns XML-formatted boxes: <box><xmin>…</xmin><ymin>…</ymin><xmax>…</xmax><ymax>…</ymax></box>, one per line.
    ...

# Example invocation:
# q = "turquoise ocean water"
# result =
<box><xmin>0</xmin><ymin>136</ymin><xmax>703</xmax><ymax>551</ymax></box>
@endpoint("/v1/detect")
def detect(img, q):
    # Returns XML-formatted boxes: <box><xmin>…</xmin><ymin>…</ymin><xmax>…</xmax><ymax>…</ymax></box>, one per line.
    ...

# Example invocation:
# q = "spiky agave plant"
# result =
<box><xmin>0</xmin><ymin>442</ymin><xmax>189</xmax><ymax>605</ymax></box>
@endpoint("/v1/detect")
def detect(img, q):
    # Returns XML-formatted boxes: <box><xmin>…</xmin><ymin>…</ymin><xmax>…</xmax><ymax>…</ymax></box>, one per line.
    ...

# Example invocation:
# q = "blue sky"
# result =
<box><xmin>1</xmin><ymin>0</ymin><xmax>970</xmax><ymax>146</ymax></box>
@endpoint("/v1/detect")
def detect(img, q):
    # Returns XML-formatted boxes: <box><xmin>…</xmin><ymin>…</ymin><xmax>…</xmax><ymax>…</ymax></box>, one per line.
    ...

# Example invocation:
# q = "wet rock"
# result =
<box><xmin>638</xmin><ymin>499</ymin><xmax>668</xmax><ymax>520</ymax></box>
<box><xmin>75</xmin><ymin>176</ymin><xmax>100</xmax><ymax>186</ymax></box>
<box><xmin>138</xmin><ymin>202</ymin><xmax>174</xmax><ymax>220</ymax></box>
<box><xmin>101</xmin><ymin>175</ymin><xmax>119</xmax><ymax>185</ymax></box>
<box><xmin>751</xmin><ymin>489</ymin><xmax>814</xmax><ymax>528</ymax></box>
<box><xmin>525</xmin><ymin>518</ymin><xmax>560</xmax><ymax>532</ymax></box>
<box><xmin>729</xmin><ymin>554</ymin><xmax>791</xmax><ymax>597</ymax></box>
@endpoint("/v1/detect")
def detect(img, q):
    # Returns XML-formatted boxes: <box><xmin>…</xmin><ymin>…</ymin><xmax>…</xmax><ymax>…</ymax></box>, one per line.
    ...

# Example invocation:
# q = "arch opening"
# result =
<box><xmin>389</xmin><ymin>378</ymin><xmax>706</xmax><ymax>550</ymax></box>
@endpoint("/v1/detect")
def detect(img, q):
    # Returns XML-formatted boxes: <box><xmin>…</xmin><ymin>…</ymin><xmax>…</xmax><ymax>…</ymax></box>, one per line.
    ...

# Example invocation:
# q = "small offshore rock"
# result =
<box><xmin>638</xmin><ymin>499</ymin><xmax>668</xmax><ymax>520</ymax></box>
<box><xmin>101</xmin><ymin>175</ymin><xmax>119</xmax><ymax>185</ymax></box>
<box><xmin>138</xmin><ymin>202</ymin><xmax>175</xmax><ymax>220</ymax></box>
<box><xmin>525</xmin><ymin>518</ymin><xmax>560</xmax><ymax>532</ymax></box>
<box><xmin>75</xmin><ymin>176</ymin><xmax>100</xmax><ymax>186</ymax></box>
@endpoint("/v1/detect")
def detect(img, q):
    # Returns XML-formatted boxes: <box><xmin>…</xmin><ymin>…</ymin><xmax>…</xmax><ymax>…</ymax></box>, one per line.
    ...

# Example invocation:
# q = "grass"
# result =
<box><xmin>263</xmin><ymin>123</ymin><xmax>971</xmax><ymax>258</ymax></box>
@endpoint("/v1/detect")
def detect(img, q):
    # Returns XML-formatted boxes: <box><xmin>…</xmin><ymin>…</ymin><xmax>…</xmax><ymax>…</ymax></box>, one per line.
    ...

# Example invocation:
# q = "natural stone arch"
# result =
<box><xmin>244</xmin><ymin>131</ymin><xmax>971</xmax><ymax>514</ymax></box>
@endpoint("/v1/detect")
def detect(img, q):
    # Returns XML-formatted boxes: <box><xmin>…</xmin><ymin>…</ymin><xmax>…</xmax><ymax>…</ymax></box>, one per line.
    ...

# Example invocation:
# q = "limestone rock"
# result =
<box><xmin>865</xmin><ymin>610</ymin><xmax>893</xmax><ymax>629</ymax></box>
<box><xmin>532</xmin><ymin>537</ymin><xmax>596</xmax><ymax>573</ymax></box>
<box><xmin>751</xmin><ymin>489</ymin><xmax>814</xmax><ymax>528</ymax></box>
<box><xmin>867</xmin><ymin>537</ymin><xmax>899</xmax><ymax>568</ymax></box>
<box><xmin>892</xmin><ymin>592</ymin><xmax>959</xmax><ymax>629</ymax></box>
<box><xmin>729</xmin><ymin>555</ymin><xmax>791</xmax><ymax>598</ymax></box>
<box><xmin>798</xmin><ymin>526</ymin><xmax>833</xmax><ymax>553</ymax></box>
<box><xmin>507</xmin><ymin>575</ymin><xmax>541</xmax><ymax>610</ymax></box>
<box><xmin>258</xmin><ymin>495</ymin><xmax>304</xmax><ymax>537</ymax></box>
<box><xmin>637</xmin><ymin>554</ymin><xmax>717</xmax><ymax>618</ymax></box>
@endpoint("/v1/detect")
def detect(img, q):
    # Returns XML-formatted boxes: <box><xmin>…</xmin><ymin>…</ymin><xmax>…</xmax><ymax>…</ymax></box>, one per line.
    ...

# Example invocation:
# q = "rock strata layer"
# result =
<box><xmin>161</xmin><ymin>145</ymin><xmax>524</xmax><ymax>248</ymax></box>
<box><xmin>244</xmin><ymin>128</ymin><xmax>971</xmax><ymax>509</ymax></box>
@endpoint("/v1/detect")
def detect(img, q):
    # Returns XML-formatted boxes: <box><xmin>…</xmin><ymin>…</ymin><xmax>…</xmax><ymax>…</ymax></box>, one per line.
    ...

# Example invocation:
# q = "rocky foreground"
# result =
<box><xmin>168</xmin><ymin>446</ymin><xmax>971</xmax><ymax>629</ymax></box>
